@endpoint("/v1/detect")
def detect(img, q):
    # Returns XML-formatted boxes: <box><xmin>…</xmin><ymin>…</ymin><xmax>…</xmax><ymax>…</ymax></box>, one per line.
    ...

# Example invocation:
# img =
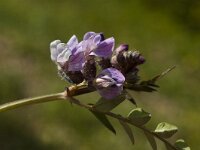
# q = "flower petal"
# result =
<box><xmin>57</xmin><ymin>48</ymin><xmax>72</xmax><ymax>65</ymax></box>
<box><xmin>68</xmin><ymin>51</ymin><xmax>84</xmax><ymax>71</ymax></box>
<box><xmin>94</xmin><ymin>37</ymin><xmax>115</xmax><ymax>58</ymax></box>
<box><xmin>97</xmin><ymin>85</ymin><xmax>123</xmax><ymax>100</ymax></box>
<box><xmin>67</xmin><ymin>35</ymin><xmax>78</xmax><ymax>50</ymax></box>
<box><xmin>83</xmin><ymin>32</ymin><xmax>96</xmax><ymax>40</ymax></box>
<box><xmin>95</xmin><ymin>68</ymin><xmax>125</xmax><ymax>99</ymax></box>
<box><xmin>93</xmin><ymin>34</ymin><xmax>102</xmax><ymax>45</ymax></box>
<box><xmin>50</xmin><ymin>40</ymin><xmax>61</xmax><ymax>62</ymax></box>
<box><xmin>99</xmin><ymin>68</ymin><xmax>125</xmax><ymax>84</ymax></box>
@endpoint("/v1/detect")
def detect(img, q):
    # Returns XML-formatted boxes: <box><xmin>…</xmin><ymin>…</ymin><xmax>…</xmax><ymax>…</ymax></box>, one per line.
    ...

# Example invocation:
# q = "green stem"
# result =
<box><xmin>68</xmin><ymin>97</ymin><xmax>178</xmax><ymax>150</ymax></box>
<box><xmin>0</xmin><ymin>92</ymin><xmax>65</xmax><ymax>112</ymax></box>
<box><xmin>0</xmin><ymin>81</ymin><xmax>92</xmax><ymax>113</ymax></box>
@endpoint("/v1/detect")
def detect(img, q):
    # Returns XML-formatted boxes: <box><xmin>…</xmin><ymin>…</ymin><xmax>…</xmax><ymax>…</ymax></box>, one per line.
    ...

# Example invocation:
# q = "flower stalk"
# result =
<box><xmin>0</xmin><ymin>82</ymin><xmax>93</xmax><ymax>113</ymax></box>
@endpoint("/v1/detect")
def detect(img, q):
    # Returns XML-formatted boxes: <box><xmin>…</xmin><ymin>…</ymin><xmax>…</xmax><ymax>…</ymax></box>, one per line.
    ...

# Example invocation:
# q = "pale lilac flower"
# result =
<box><xmin>95</xmin><ymin>68</ymin><xmax>125</xmax><ymax>99</ymax></box>
<box><xmin>50</xmin><ymin>35</ymin><xmax>84</xmax><ymax>72</ymax></box>
<box><xmin>82</xmin><ymin>32</ymin><xmax>115</xmax><ymax>59</ymax></box>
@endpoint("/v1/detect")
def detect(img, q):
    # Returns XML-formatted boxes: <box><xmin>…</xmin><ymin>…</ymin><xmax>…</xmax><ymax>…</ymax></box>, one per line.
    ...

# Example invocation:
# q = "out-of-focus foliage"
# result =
<box><xmin>0</xmin><ymin>0</ymin><xmax>199</xmax><ymax>149</ymax></box>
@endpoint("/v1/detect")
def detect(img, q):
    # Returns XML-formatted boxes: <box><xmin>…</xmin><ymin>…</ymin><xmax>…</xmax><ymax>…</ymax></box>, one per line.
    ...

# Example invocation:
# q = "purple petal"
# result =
<box><xmin>94</xmin><ymin>37</ymin><xmax>115</xmax><ymax>58</ymax></box>
<box><xmin>93</xmin><ymin>34</ymin><xmax>102</xmax><ymax>45</ymax></box>
<box><xmin>99</xmin><ymin>68</ymin><xmax>125</xmax><ymax>84</ymax></box>
<box><xmin>50</xmin><ymin>40</ymin><xmax>61</xmax><ymax>62</ymax></box>
<box><xmin>67</xmin><ymin>35</ymin><xmax>78</xmax><ymax>50</ymax></box>
<box><xmin>97</xmin><ymin>85</ymin><xmax>123</xmax><ymax>100</ymax></box>
<box><xmin>95</xmin><ymin>68</ymin><xmax>125</xmax><ymax>99</ymax></box>
<box><xmin>83</xmin><ymin>32</ymin><xmax>96</xmax><ymax>40</ymax></box>
<box><xmin>68</xmin><ymin>51</ymin><xmax>85</xmax><ymax>71</ymax></box>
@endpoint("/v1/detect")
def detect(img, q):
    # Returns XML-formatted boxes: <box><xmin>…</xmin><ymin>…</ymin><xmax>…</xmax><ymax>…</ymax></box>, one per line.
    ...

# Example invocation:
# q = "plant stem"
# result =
<box><xmin>0</xmin><ymin>92</ymin><xmax>65</xmax><ymax>112</ymax></box>
<box><xmin>68</xmin><ymin>97</ymin><xmax>178</xmax><ymax>150</ymax></box>
<box><xmin>0</xmin><ymin>82</ymin><xmax>94</xmax><ymax>113</ymax></box>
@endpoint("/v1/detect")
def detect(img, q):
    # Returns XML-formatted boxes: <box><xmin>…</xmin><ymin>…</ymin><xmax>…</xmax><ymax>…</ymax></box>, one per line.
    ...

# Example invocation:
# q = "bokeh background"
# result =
<box><xmin>0</xmin><ymin>0</ymin><xmax>199</xmax><ymax>149</ymax></box>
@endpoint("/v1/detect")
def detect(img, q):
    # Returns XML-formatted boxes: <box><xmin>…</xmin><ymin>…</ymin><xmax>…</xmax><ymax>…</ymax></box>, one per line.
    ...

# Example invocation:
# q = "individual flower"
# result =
<box><xmin>82</xmin><ymin>32</ymin><xmax>115</xmax><ymax>59</ymax></box>
<box><xmin>50</xmin><ymin>35</ymin><xmax>85</xmax><ymax>83</ymax></box>
<box><xmin>94</xmin><ymin>68</ymin><xmax>125</xmax><ymax>100</ymax></box>
<box><xmin>81</xmin><ymin>32</ymin><xmax>115</xmax><ymax>81</ymax></box>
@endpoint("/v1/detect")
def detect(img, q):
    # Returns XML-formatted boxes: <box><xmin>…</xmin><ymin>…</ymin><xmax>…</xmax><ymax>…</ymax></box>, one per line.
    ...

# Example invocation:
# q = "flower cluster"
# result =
<box><xmin>50</xmin><ymin>32</ymin><xmax>145</xmax><ymax>99</ymax></box>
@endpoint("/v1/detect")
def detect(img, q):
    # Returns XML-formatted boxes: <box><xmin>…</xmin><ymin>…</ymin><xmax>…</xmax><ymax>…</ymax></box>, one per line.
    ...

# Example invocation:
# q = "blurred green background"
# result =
<box><xmin>0</xmin><ymin>0</ymin><xmax>199</xmax><ymax>149</ymax></box>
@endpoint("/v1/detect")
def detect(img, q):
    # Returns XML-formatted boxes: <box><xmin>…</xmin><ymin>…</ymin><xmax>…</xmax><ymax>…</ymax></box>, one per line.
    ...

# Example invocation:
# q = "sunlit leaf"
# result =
<box><xmin>144</xmin><ymin>131</ymin><xmax>157</xmax><ymax>150</ymax></box>
<box><xmin>93</xmin><ymin>92</ymin><xmax>126</xmax><ymax>112</ymax></box>
<box><xmin>90</xmin><ymin>110</ymin><xmax>116</xmax><ymax>134</ymax></box>
<box><xmin>119</xmin><ymin>120</ymin><xmax>135</xmax><ymax>144</ymax></box>
<box><xmin>128</xmin><ymin>108</ymin><xmax>151</xmax><ymax>125</ymax></box>
<box><xmin>174</xmin><ymin>139</ymin><xmax>191</xmax><ymax>150</ymax></box>
<box><xmin>154</xmin><ymin>122</ymin><xmax>178</xmax><ymax>138</ymax></box>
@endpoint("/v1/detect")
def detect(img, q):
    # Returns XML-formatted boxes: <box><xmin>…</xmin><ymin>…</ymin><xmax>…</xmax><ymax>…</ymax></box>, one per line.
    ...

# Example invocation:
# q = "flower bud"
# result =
<box><xmin>111</xmin><ymin>50</ymin><xmax>145</xmax><ymax>74</ymax></box>
<box><xmin>115</xmin><ymin>44</ymin><xmax>129</xmax><ymax>54</ymax></box>
<box><xmin>95</xmin><ymin>68</ymin><xmax>125</xmax><ymax>99</ymax></box>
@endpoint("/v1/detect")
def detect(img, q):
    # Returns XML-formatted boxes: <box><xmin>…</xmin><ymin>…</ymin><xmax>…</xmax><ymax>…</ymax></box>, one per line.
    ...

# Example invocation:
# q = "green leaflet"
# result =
<box><xmin>154</xmin><ymin>122</ymin><xmax>178</xmax><ymax>138</ymax></box>
<box><xmin>174</xmin><ymin>139</ymin><xmax>191</xmax><ymax>150</ymax></box>
<box><xmin>143</xmin><ymin>131</ymin><xmax>157</xmax><ymax>150</ymax></box>
<box><xmin>128</xmin><ymin>108</ymin><xmax>151</xmax><ymax>126</ymax></box>
<box><xmin>119</xmin><ymin>120</ymin><xmax>135</xmax><ymax>144</ymax></box>
<box><xmin>90</xmin><ymin>110</ymin><xmax>116</xmax><ymax>134</ymax></box>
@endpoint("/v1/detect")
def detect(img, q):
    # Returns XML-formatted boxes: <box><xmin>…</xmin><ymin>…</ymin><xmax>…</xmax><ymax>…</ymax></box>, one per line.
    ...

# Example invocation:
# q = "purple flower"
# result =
<box><xmin>82</xmin><ymin>32</ymin><xmax>115</xmax><ymax>59</ymax></box>
<box><xmin>95</xmin><ymin>68</ymin><xmax>125</xmax><ymax>99</ymax></box>
<box><xmin>50</xmin><ymin>35</ymin><xmax>84</xmax><ymax>72</ymax></box>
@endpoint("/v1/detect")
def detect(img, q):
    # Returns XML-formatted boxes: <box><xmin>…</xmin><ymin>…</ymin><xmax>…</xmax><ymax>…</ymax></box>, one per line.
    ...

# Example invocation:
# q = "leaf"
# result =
<box><xmin>154</xmin><ymin>122</ymin><xmax>178</xmax><ymax>138</ymax></box>
<box><xmin>151</xmin><ymin>66</ymin><xmax>176</xmax><ymax>83</ymax></box>
<box><xmin>144</xmin><ymin>131</ymin><xmax>157</xmax><ymax>150</ymax></box>
<box><xmin>128</xmin><ymin>108</ymin><xmax>151</xmax><ymax>126</ymax></box>
<box><xmin>93</xmin><ymin>92</ymin><xmax>126</xmax><ymax>112</ymax></box>
<box><xmin>119</xmin><ymin>120</ymin><xmax>135</xmax><ymax>144</ymax></box>
<box><xmin>174</xmin><ymin>139</ymin><xmax>191</xmax><ymax>150</ymax></box>
<box><xmin>126</xmin><ymin>66</ymin><xmax>176</xmax><ymax>92</ymax></box>
<box><xmin>124</xmin><ymin>90</ymin><xmax>137</xmax><ymax>106</ymax></box>
<box><xmin>125</xmin><ymin>83</ymin><xmax>157</xmax><ymax>92</ymax></box>
<box><xmin>90</xmin><ymin>110</ymin><xmax>116</xmax><ymax>134</ymax></box>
